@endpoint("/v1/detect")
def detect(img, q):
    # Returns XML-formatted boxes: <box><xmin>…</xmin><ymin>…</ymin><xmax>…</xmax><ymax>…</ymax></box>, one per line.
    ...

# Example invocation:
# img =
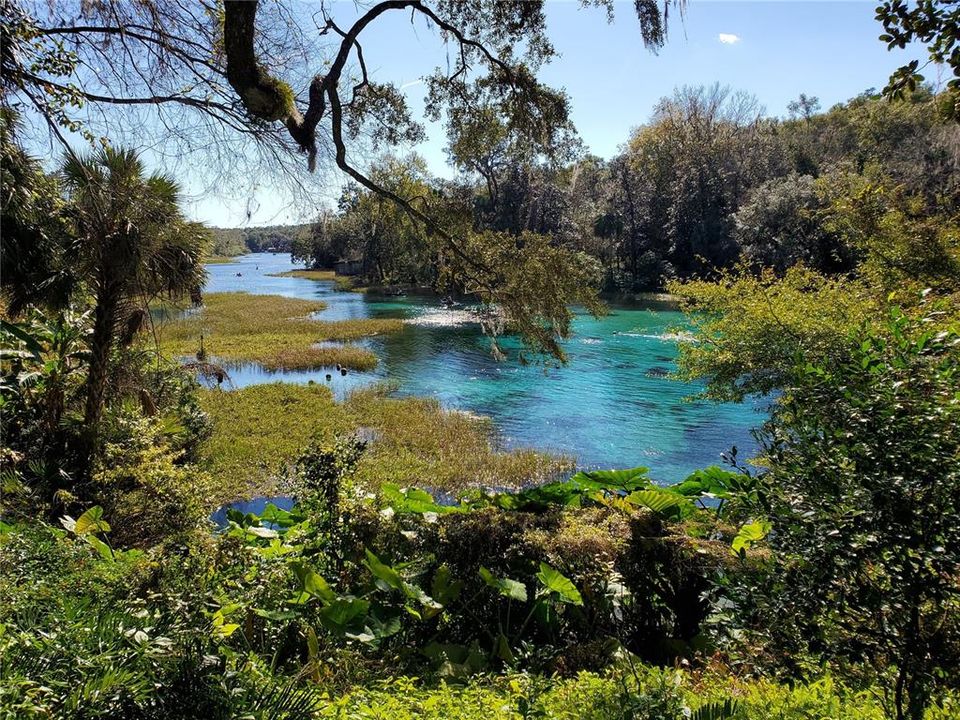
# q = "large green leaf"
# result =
<box><xmin>673</xmin><ymin>466</ymin><xmax>756</xmax><ymax>500</ymax></box>
<box><xmin>492</xmin><ymin>466</ymin><xmax>652</xmax><ymax>512</ymax></box>
<box><xmin>536</xmin><ymin>563</ymin><xmax>583</xmax><ymax>605</ymax></box>
<box><xmin>478</xmin><ymin>567</ymin><xmax>528</xmax><ymax>602</ymax></box>
<box><xmin>259</xmin><ymin>502</ymin><xmax>303</xmax><ymax>528</ymax></box>
<box><xmin>64</xmin><ymin>505</ymin><xmax>111</xmax><ymax>536</ymax></box>
<box><xmin>0</xmin><ymin>320</ymin><xmax>44</xmax><ymax>361</ymax></box>
<box><xmin>431</xmin><ymin>565</ymin><xmax>463</xmax><ymax>606</ymax></box>
<box><xmin>318</xmin><ymin>598</ymin><xmax>370</xmax><ymax>634</ymax></box>
<box><xmin>381</xmin><ymin>483</ymin><xmax>460</xmax><ymax>515</ymax></box>
<box><xmin>364</xmin><ymin>549</ymin><xmax>406</xmax><ymax>592</ymax></box>
<box><xmin>625</xmin><ymin>488</ymin><xmax>693</xmax><ymax>519</ymax></box>
<box><xmin>290</xmin><ymin>562</ymin><xmax>336</xmax><ymax>603</ymax></box>
<box><xmin>367</xmin><ymin>612</ymin><xmax>402</xmax><ymax>640</ymax></box>
<box><xmin>731</xmin><ymin>520</ymin><xmax>771</xmax><ymax>556</ymax></box>
<box><xmin>85</xmin><ymin>535</ymin><xmax>114</xmax><ymax>562</ymax></box>
<box><xmin>573</xmin><ymin>466</ymin><xmax>650</xmax><ymax>488</ymax></box>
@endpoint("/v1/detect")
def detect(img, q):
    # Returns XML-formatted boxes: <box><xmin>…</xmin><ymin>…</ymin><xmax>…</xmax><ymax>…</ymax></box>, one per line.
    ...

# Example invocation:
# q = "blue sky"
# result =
<box><xmin>189</xmin><ymin>0</ymin><xmax>934</xmax><ymax>226</ymax></box>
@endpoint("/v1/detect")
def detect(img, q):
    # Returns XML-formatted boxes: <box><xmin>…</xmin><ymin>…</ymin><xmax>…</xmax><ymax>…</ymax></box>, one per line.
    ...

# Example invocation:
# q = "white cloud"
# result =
<box><xmin>400</xmin><ymin>78</ymin><xmax>424</xmax><ymax>90</ymax></box>
<box><xmin>718</xmin><ymin>33</ymin><xmax>741</xmax><ymax>45</ymax></box>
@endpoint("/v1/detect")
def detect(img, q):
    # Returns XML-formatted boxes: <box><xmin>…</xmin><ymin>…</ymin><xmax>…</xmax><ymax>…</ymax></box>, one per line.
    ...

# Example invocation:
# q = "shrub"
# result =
<box><xmin>725</xmin><ymin>309</ymin><xmax>960</xmax><ymax>719</ymax></box>
<box><xmin>94</xmin><ymin>407</ymin><xmax>216</xmax><ymax>546</ymax></box>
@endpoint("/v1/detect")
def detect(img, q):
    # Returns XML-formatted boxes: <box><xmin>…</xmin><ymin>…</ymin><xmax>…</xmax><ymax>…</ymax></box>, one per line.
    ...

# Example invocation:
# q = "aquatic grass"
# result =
<box><xmin>156</xmin><ymin>292</ymin><xmax>402</xmax><ymax>371</ymax></box>
<box><xmin>267</xmin><ymin>269</ymin><xmax>336</xmax><ymax>280</ymax></box>
<box><xmin>333</xmin><ymin>276</ymin><xmax>362</xmax><ymax>292</ymax></box>
<box><xmin>197</xmin><ymin>383</ymin><xmax>347</xmax><ymax>502</ymax></box>
<box><xmin>344</xmin><ymin>384</ymin><xmax>574</xmax><ymax>492</ymax></box>
<box><xmin>197</xmin><ymin>382</ymin><xmax>571</xmax><ymax>502</ymax></box>
<box><xmin>204</xmin><ymin>255</ymin><xmax>241</xmax><ymax>264</ymax></box>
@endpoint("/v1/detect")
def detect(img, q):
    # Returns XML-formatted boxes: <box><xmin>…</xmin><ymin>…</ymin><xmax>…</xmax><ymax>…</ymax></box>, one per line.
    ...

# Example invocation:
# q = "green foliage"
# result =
<box><xmin>293</xmin><ymin>435</ymin><xmax>367</xmax><ymax>569</ymax></box>
<box><xmin>480</xmin><ymin>566</ymin><xmax>529</xmax><ymax>603</ymax></box>
<box><xmin>93</xmin><ymin>406</ymin><xmax>216</xmax><ymax>546</ymax></box>
<box><xmin>819</xmin><ymin>168</ymin><xmax>960</xmax><ymax>301</ymax></box>
<box><xmin>211</xmin><ymin>224</ymin><xmax>312</xmax><ymax>257</ymax></box>
<box><xmin>0</xmin><ymin>308</ymin><xmax>91</xmax><ymax>507</ymax></box>
<box><xmin>537</xmin><ymin>563</ymin><xmax>583</xmax><ymax>606</ymax></box>
<box><xmin>305</xmin><ymin>667</ymin><xmax>958</xmax><ymax>720</ymax></box>
<box><xmin>669</xmin><ymin>264</ymin><xmax>876</xmax><ymax>400</ymax></box>
<box><xmin>729</xmin><ymin>520</ymin><xmax>770</xmax><ymax>558</ymax></box>
<box><xmin>0</xmin><ymin>110</ymin><xmax>74</xmax><ymax>314</ymax></box>
<box><xmin>877</xmin><ymin>1</ymin><xmax>960</xmax><ymax>116</ymax></box>
<box><xmin>723</xmin><ymin>310</ymin><xmax>960</xmax><ymax>719</ymax></box>
<box><xmin>298</xmin><ymin>157</ymin><xmax>440</xmax><ymax>285</ymax></box>
<box><xmin>733</xmin><ymin>172</ymin><xmax>851</xmax><ymax>273</ymax></box>
<box><xmin>7</xmin><ymin>144</ymin><xmax>208</xmax><ymax>446</ymax></box>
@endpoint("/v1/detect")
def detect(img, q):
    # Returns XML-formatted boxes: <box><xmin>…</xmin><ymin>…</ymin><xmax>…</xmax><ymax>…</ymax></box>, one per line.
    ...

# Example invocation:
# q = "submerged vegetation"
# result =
<box><xmin>157</xmin><ymin>292</ymin><xmax>403</xmax><ymax>371</ymax></box>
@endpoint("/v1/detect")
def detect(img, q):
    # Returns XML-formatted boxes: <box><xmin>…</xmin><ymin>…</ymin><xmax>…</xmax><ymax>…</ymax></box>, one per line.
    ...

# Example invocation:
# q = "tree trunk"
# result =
<box><xmin>84</xmin><ymin>289</ymin><xmax>117</xmax><ymax>438</ymax></box>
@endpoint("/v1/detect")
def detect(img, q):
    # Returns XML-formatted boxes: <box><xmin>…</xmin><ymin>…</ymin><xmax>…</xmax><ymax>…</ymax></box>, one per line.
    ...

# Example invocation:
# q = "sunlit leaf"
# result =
<box><xmin>536</xmin><ymin>563</ymin><xmax>583</xmax><ymax>605</ymax></box>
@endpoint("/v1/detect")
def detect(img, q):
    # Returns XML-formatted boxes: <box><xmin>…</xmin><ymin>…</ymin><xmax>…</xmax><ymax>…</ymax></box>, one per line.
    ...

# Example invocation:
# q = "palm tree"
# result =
<box><xmin>60</xmin><ymin>146</ymin><xmax>207</xmax><ymax>436</ymax></box>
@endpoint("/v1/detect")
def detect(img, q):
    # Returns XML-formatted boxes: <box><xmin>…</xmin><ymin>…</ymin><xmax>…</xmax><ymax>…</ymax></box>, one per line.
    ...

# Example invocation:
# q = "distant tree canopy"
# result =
<box><xmin>211</xmin><ymin>224</ymin><xmax>312</xmax><ymax>257</ymax></box>
<box><xmin>296</xmin><ymin>85</ymin><xmax>958</xmax><ymax>299</ymax></box>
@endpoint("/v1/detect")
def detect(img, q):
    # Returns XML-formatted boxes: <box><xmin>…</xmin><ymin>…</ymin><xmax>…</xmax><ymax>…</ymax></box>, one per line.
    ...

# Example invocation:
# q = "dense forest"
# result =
<box><xmin>294</xmin><ymin>85</ymin><xmax>958</xmax><ymax>293</ymax></box>
<box><xmin>212</xmin><ymin>224</ymin><xmax>313</xmax><ymax>257</ymax></box>
<box><xmin>1</xmin><ymin>1</ymin><xmax>959</xmax><ymax>719</ymax></box>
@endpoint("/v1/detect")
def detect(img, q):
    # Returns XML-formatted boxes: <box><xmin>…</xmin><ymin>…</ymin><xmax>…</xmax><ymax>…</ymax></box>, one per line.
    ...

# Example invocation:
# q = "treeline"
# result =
<box><xmin>210</xmin><ymin>223</ymin><xmax>312</xmax><ymax>257</ymax></box>
<box><xmin>294</xmin><ymin>84</ymin><xmax>958</xmax><ymax>292</ymax></box>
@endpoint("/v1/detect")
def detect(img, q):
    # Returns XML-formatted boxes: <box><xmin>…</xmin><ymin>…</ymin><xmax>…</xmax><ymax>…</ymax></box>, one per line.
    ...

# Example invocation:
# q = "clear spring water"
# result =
<box><xmin>202</xmin><ymin>252</ymin><xmax>766</xmax><ymax>486</ymax></box>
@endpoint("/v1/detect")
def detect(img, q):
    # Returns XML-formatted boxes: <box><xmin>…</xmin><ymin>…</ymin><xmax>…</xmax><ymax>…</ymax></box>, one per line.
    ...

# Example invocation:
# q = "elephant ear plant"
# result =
<box><xmin>60</xmin><ymin>505</ymin><xmax>141</xmax><ymax>563</ymax></box>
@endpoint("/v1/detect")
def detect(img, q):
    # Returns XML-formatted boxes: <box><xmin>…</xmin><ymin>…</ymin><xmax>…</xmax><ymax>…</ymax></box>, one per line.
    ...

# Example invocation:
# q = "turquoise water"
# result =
<box><xmin>203</xmin><ymin>253</ymin><xmax>765</xmax><ymax>485</ymax></box>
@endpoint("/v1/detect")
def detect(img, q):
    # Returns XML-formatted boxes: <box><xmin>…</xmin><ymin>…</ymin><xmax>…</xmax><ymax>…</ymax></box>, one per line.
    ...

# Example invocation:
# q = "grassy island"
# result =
<box><xmin>267</xmin><ymin>268</ymin><xmax>337</xmax><ymax>280</ymax></box>
<box><xmin>157</xmin><ymin>292</ymin><xmax>403</xmax><ymax>371</ymax></box>
<box><xmin>198</xmin><ymin>382</ymin><xmax>571</xmax><ymax>503</ymax></box>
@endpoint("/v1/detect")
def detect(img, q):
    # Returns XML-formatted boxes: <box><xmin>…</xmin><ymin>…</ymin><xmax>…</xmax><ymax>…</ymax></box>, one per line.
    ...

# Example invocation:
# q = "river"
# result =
<box><xmin>204</xmin><ymin>252</ymin><xmax>764</xmax><ymax>486</ymax></box>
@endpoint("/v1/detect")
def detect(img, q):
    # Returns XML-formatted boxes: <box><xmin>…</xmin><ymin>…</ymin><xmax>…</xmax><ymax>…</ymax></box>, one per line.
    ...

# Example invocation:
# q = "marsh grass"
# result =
<box><xmin>333</xmin><ymin>276</ymin><xmax>361</xmax><ymax>292</ymax></box>
<box><xmin>204</xmin><ymin>255</ymin><xmax>241</xmax><ymax>264</ymax></box>
<box><xmin>345</xmin><ymin>384</ymin><xmax>573</xmax><ymax>491</ymax></box>
<box><xmin>156</xmin><ymin>292</ymin><xmax>403</xmax><ymax>371</ymax></box>
<box><xmin>197</xmin><ymin>383</ymin><xmax>346</xmax><ymax>501</ymax></box>
<box><xmin>267</xmin><ymin>269</ymin><xmax>336</xmax><ymax>280</ymax></box>
<box><xmin>198</xmin><ymin>381</ymin><xmax>572</xmax><ymax>503</ymax></box>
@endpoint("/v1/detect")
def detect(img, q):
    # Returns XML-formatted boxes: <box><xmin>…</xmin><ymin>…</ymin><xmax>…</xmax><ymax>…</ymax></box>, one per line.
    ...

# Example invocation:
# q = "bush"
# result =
<box><xmin>94</xmin><ymin>407</ymin><xmax>216</xmax><ymax>546</ymax></box>
<box><xmin>724</xmin><ymin>309</ymin><xmax>960</xmax><ymax>719</ymax></box>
